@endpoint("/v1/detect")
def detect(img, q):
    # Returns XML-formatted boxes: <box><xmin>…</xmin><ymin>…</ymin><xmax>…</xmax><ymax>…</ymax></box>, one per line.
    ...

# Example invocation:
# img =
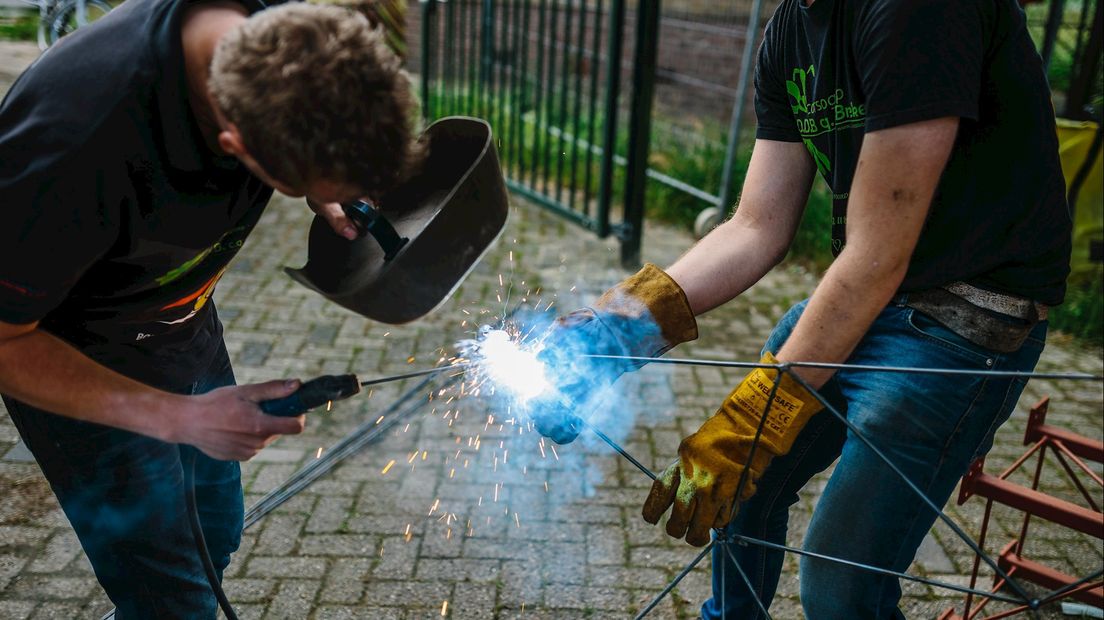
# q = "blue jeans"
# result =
<box><xmin>4</xmin><ymin>344</ymin><xmax>243</xmax><ymax>620</ymax></box>
<box><xmin>701</xmin><ymin>299</ymin><xmax>1047</xmax><ymax>620</ymax></box>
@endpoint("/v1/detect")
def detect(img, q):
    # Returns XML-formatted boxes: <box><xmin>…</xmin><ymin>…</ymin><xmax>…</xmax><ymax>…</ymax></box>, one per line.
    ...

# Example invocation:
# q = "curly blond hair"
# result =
<box><xmin>209</xmin><ymin>3</ymin><xmax>422</xmax><ymax>197</ymax></box>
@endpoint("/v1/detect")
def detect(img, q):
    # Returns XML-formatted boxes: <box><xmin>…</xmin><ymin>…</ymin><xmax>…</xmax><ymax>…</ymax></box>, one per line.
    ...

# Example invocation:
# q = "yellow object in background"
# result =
<box><xmin>1056</xmin><ymin>118</ymin><xmax>1103</xmax><ymax>282</ymax></box>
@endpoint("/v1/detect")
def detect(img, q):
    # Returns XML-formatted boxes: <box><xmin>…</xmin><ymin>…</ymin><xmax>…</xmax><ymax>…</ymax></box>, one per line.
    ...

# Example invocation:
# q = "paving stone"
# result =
<box><xmin>0</xmin><ymin>600</ymin><xmax>35</xmax><ymax>620</ymax></box>
<box><xmin>223</xmin><ymin>578</ymin><xmax>278</xmax><ymax>603</ymax></box>
<box><xmin>362</xmin><ymin>579</ymin><xmax>452</xmax><ymax>608</ymax></box>
<box><xmin>26</xmin><ymin>532</ymin><xmax>81</xmax><ymax>574</ymax></box>
<box><xmin>246</xmin><ymin>557</ymin><xmax>328</xmax><ymax>580</ymax></box>
<box><xmin>251</xmin><ymin>448</ymin><xmax>306</xmax><ymax>464</ymax></box>
<box><xmin>263</xmin><ymin>579</ymin><xmax>320</xmax><ymax>620</ymax></box>
<box><xmin>28</xmin><ymin>602</ymin><xmax>86</xmax><ymax>620</ymax></box>
<box><xmin>2</xmin><ymin>442</ymin><xmax>34</xmax><ymax>463</ymax></box>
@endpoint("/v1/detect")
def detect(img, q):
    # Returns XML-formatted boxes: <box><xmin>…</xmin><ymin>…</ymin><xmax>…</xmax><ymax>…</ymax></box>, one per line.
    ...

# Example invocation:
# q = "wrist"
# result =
<box><xmin>598</xmin><ymin>263</ymin><xmax>698</xmax><ymax>352</ymax></box>
<box><xmin>135</xmin><ymin>391</ymin><xmax>191</xmax><ymax>444</ymax></box>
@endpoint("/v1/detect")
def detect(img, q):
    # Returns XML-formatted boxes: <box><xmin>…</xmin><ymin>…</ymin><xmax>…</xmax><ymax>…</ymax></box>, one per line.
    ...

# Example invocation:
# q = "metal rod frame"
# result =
<box><xmin>581</xmin><ymin>357</ymin><xmax>1104</xmax><ymax>618</ymax></box>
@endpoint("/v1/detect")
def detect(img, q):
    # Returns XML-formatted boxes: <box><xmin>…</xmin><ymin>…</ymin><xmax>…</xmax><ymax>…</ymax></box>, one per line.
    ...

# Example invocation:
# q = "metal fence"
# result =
<box><xmin>418</xmin><ymin>0</ymin><xmax>662</xmax><ymax>268</ymax></box>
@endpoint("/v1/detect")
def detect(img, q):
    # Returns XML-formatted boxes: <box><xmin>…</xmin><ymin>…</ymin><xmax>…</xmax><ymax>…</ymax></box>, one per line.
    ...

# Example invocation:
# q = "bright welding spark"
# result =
<box><xmin>459</xmin><ymin>328</ymin><xmax>550</xmax><ymax>402</ymax></box>
<box><xmin>441</xmin><ymin>600</ymin><xmax>449</xmax><ymax>616</ymax></box>
<box><xmin>381</xmin><ymin>460</ymin><xmax>395</xmax><ymax>475</ymax></box>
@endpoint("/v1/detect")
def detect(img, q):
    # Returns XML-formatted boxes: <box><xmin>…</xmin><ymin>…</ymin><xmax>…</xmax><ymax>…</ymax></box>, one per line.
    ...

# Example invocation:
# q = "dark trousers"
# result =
<box><xmin>3</xmin><ymin>345</ymin><xmax>243</xmax><ymax>620</ymax></box>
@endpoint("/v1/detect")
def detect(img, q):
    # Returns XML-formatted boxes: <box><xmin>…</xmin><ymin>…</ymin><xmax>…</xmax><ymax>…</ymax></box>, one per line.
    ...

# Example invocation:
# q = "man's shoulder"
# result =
<box><xmin>0</xmin><ymin>0</ymin><xmax>180</xmax><ymax>180</ymax></box>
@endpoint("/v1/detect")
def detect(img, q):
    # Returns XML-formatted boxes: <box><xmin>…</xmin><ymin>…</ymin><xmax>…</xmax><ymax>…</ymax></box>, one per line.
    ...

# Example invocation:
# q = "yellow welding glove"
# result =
<box><xmin>641</xmin><ymin>352</ymin><xmax>824</xmax><ymax>546</ymax></box>
<box><xmin>530</xmin><ymin>263</ymin><xmax>698</xmax><ymax>444</ymax></box>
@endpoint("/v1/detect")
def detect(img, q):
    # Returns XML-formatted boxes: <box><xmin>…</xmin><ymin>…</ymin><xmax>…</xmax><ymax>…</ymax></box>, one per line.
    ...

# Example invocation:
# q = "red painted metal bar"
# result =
<box><xmin>959</xmin><ymin>469</ymin><xmax>1103</xmax><ymax>538</ymax></box>
<box><xmin>1053</xmin><ymin>439</ymin><xmax>1104</xmax><ymax>488</ymax></box>
<box><xmin>997</xmin><ymin>541</ymin><xmax>1104</xmax><ymax>607</ymax></box>
<box><xmin>1023</xmin><ymin>397</ymin><xmax>1104</xmax><ymax>463</ymax></box>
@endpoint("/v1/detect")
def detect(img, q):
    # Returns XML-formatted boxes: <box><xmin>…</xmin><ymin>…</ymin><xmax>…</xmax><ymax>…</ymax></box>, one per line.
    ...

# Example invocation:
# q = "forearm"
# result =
<box><xmin>666</xmin><ymin>139</ymin><xmax>816</xmax><ymax>316</ymax></box>
<box><xmin>774</xmin><ymin>117</ymin><xmax>960</xmax><ymax>389</ymax></box>
<box><xmin>775</xmin><ymin>249</ymin><xmax>905</xmax><ymax>388</ymax></box>
<box><xmin>0</xmin><ymin>328</ymin><xmax>185</xmax><ymax>441</ymax></box>
<box><xmin>666</xmin><ymin>214</ymin><xmax>790</xmax><ymax>315</ymax></box>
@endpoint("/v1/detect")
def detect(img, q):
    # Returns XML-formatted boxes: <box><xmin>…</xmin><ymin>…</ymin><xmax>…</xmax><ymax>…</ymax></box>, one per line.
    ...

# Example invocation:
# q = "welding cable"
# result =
<box><xmin>182</xmin><ymin>449</ymin><xmax>240</xmax><ymax>620</ymax></box>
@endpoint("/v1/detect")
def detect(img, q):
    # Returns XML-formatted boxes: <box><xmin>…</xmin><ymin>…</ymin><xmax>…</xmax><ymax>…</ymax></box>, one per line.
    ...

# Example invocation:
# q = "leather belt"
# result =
<box><xmin>942</xmin><ymin>282</ymin><xmax>1049</xmax><ymax>322</ymax></box>
<box><xmin>899</xmin><ymin>282</ymin><xmax>1047</xmax><ymax>353</ymax></box>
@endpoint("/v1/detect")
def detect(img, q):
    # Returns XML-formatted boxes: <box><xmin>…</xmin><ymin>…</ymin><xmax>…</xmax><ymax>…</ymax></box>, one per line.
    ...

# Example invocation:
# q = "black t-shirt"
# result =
<box><xmin>755</xmin><ymin>0</ymin><xmax>1072</xmax><ymax>306</ymax></box>
<box><xmin>0</xmin><ymin>0</ymin><xmax>273</xmax><ymax>388</ymax></box>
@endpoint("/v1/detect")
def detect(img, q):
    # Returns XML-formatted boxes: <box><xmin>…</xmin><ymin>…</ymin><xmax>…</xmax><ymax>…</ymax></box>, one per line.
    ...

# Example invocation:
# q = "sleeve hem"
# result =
<box><xmin>864</xmin><ymin>101</ymin><xmax>978</xmax><ymax>132</ymax></box>
<box><xmin>756</xmin><ymin>127</ymin><xmax>803</xmax><ymax>142</ymax></box>
<box><xmin>0</xmin><ymin>308</ymin><xmax>46</xmax><ymax>325</ymax></box>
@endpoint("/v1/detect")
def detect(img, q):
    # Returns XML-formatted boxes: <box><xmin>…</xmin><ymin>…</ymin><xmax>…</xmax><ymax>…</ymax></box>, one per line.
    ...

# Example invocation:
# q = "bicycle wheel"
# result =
<box><xmin>45</xmin><ymin>0</ymin><xmax>112</xmax><ymax>46</ymax></box>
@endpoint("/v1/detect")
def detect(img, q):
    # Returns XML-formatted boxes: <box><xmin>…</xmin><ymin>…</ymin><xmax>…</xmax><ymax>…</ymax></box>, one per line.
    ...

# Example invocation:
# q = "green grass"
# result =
<box><xmin>1049</xmin><ymin>271</ymin><xmax>1104</xmax><ymax>346</ymax></box>
<box><xmin>1024</xmin><ymin>2</ymin><xmax>1104</xmax><ymax>114</ymax></box>
<box><xmin>0</xmin><ymin>15</ymin><xmax>38</xmax><ymax>41</ymax></box>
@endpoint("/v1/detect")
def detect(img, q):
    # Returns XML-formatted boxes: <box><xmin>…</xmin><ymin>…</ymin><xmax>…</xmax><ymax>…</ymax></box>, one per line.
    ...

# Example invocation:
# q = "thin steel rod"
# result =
<box><xmin>784</xmin><ymin>370</ymin><xmax>1037</xmax><ymax>608</ymax></box>
<box><xmin>584</xmin><ymin>354</ymin><xmax>1103</xmax><ymax>382</ymax></box>
<box><xmin>1037</xmin><ymin>567</ymin><xmax>1104</xmax><ymax>605</ymax></box>
<box><xmin>586</xmin><ymin>422</ymin><xmax>657</xmax><ymax>480</ymax></box>
<box><xmin>729</xmin><ymin>370</ymin><xmax>781</xmax><ymax>522</ymax></box>
<box><xmin>359</xmin><ymin>365</ymin><xmax>465</xmax><ymax>387</ymax></box>
<box><xmin>719</xmin><ymin>539</ymin><xmax>774</xmax><ymax>619</ymax></box>
<box><xmin>634</xmin><ymin>541</ymin><xmax>715</xmax><ymax>619</ymax></box>
<box><xmin>244</xmin><ymin>372</ymin><xmax>456</xmax><ymax>528</ymax></box>
<box><xmin>727</xmin><ymin>533</ymin><xmax>1031</xmax><ymax>606</ymax></box>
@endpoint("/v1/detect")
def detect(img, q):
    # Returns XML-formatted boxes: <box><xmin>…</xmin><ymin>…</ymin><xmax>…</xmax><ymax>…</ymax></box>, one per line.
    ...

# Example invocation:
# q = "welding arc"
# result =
<box><xmin>358</xmin><ymin>364</ymin><xmax>466</xmax><ymax>387</ymax></box>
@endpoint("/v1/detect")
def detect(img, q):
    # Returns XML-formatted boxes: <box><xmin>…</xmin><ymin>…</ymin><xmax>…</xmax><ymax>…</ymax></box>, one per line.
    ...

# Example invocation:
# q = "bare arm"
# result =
<box><xmin>0</xmin><ymin>319</ymin><xmax>305</xmax><ymax>460</ymax></box>
<box><xmin>666</xmin><ymin>139</ymin><xmax>817</xmax><ymax>315</ymax></box>
<box><xmin>776</xmin><ymin>117</ymin><xmax>959</xmax><ymax>388</ymax></box>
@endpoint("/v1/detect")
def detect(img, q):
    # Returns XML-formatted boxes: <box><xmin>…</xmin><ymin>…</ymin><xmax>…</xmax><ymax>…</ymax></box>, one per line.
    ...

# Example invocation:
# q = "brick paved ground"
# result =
<box><xmin>2</xmin><ymin>40</ymin><xmax>1101</xmax><ymax>619</ymax></box>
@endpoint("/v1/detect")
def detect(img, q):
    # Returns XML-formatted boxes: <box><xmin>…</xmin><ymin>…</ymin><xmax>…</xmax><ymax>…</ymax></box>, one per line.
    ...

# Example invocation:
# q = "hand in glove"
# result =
<box><xmin>528</xmin><ymin>263</ymin><xmax>697</xmax><ymax>444</ymax></box>
<box><xmin>641</xmin><ymin>352</ymin><xmax>824</xmax><ymax>546</ymax></box>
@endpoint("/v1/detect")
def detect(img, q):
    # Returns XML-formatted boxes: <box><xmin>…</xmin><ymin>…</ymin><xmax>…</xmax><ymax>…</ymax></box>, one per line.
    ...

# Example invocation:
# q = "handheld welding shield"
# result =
<box><xmin>285</xmin><ymin>117</ymin><xmax>509</xmax><ymax>324</ymax></box>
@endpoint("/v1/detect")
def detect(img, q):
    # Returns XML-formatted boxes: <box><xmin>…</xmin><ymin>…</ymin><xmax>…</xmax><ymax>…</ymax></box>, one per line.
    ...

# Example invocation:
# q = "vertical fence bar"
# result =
<box><xmin>467</xmin><ymin>0</ymin><xmax>479</xmax><ymax>113</ymax></box>
<box><xmin>596</xmin><ymin>0</ymin><xmax>625</xmax><ymax>237</ymax></box>
<box><xmin>530</xmin><ymin>0</ymin><xmax>548</xmax><ymax>187</ymax></box>
<box><xmin>481</xmin><ymin>0</ymin><xmax>495</xmax><ymax>120</ymax></box>
<box><xmin>619</xmin><ymin>0</ymin><xmax>661</xmax><ymax>268</ymax></box>
<box><xmin>567</xmin><ymin>0</ymin><xmax>589</xmax><ymax>213</ymax></box>
<box><xmin>541</xmin><ymin>0</ymin><xmax>561</xmax><ymax>194</ymax></box>
<box><xmin>420</xmin><ymin>0</ymin><xmax>435</xmax><ymax>122</ymax></box>
<box><xmin>554</xmin><ymin>0</ymin><xmax>575</xmax><ymax>206</ymax></box>
<box><xmin>582</xmin><ymin>0</ymin><xmax>604</xmax><ymax>218</ymax></box>
<box><xmin>443</xmin><ymin>0</ymin><xmax>455</xmax><ymax>116</ymax></box>
<box><xmin>717</xmin><ymin>0</ymin><xmax>764</xmax><ymax>215</ymax></box>
<box><xmin>511</xmin><ymin>0</ymin><xmax>528</xmax><ymax>178</ymax></box>
<box><xmin>457</xmin><ymin>0</ymin><xmax>468</xmax><ymax>114</ymax></box>
<box><xmin>493</xmin><ymin>0</ymin><xmax>508</xmax><ymax>158</ymax></box>
<box><xmin>1040</xmin><ymin>0</ymin><xmax>1067</xmax><ymax>70</ymax></box>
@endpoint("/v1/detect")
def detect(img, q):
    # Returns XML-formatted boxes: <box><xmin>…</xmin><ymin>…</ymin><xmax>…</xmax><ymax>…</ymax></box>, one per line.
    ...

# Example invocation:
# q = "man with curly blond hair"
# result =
<box><xmin>0</xmin><ymin>1</ymin><xmax>421</xmax><ymax>616</ymax></box>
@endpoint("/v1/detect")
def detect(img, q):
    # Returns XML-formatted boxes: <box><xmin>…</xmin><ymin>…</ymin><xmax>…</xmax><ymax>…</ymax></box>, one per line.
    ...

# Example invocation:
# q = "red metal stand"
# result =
<box><xmin>940</xmin><ymin>397</ymin><xmax>1104</xmax><ymax>620</ymax></box>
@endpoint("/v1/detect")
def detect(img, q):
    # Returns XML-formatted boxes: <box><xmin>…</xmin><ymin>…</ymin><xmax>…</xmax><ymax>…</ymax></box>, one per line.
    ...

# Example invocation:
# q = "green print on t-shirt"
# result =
<box><xmin>785</xmin><ymin>64</ymin><xmax>866</xmax><ymax>178</ymax></box>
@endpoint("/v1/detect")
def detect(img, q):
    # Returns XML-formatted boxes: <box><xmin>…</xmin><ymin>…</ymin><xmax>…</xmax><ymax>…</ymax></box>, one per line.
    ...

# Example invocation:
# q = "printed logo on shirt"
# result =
<box><xmin>157</xmin><ymin>266</ymin><xmax>227</xmax><ymax>326</ymax></box>
<box><xmin>785</xmin><ymin>64</ymin><xmax>867</xmax><ymax>178</ymax></box>
<box><xmin>0</xmin><ymin>278</ymin><xmax>47</xmax><ymax>298</ymax></box>
<box><xmin>152</xmin><ymin>225</ymin><xmax>250</xmax><ymax>287</ymax></box>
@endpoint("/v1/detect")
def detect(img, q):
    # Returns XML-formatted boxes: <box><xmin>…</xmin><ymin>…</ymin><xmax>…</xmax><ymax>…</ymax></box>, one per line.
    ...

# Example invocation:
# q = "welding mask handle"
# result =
<box><xmin>341</xmin><ymin>200</ymin><xmax>409</xmax><ymax>261</ymax></box>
